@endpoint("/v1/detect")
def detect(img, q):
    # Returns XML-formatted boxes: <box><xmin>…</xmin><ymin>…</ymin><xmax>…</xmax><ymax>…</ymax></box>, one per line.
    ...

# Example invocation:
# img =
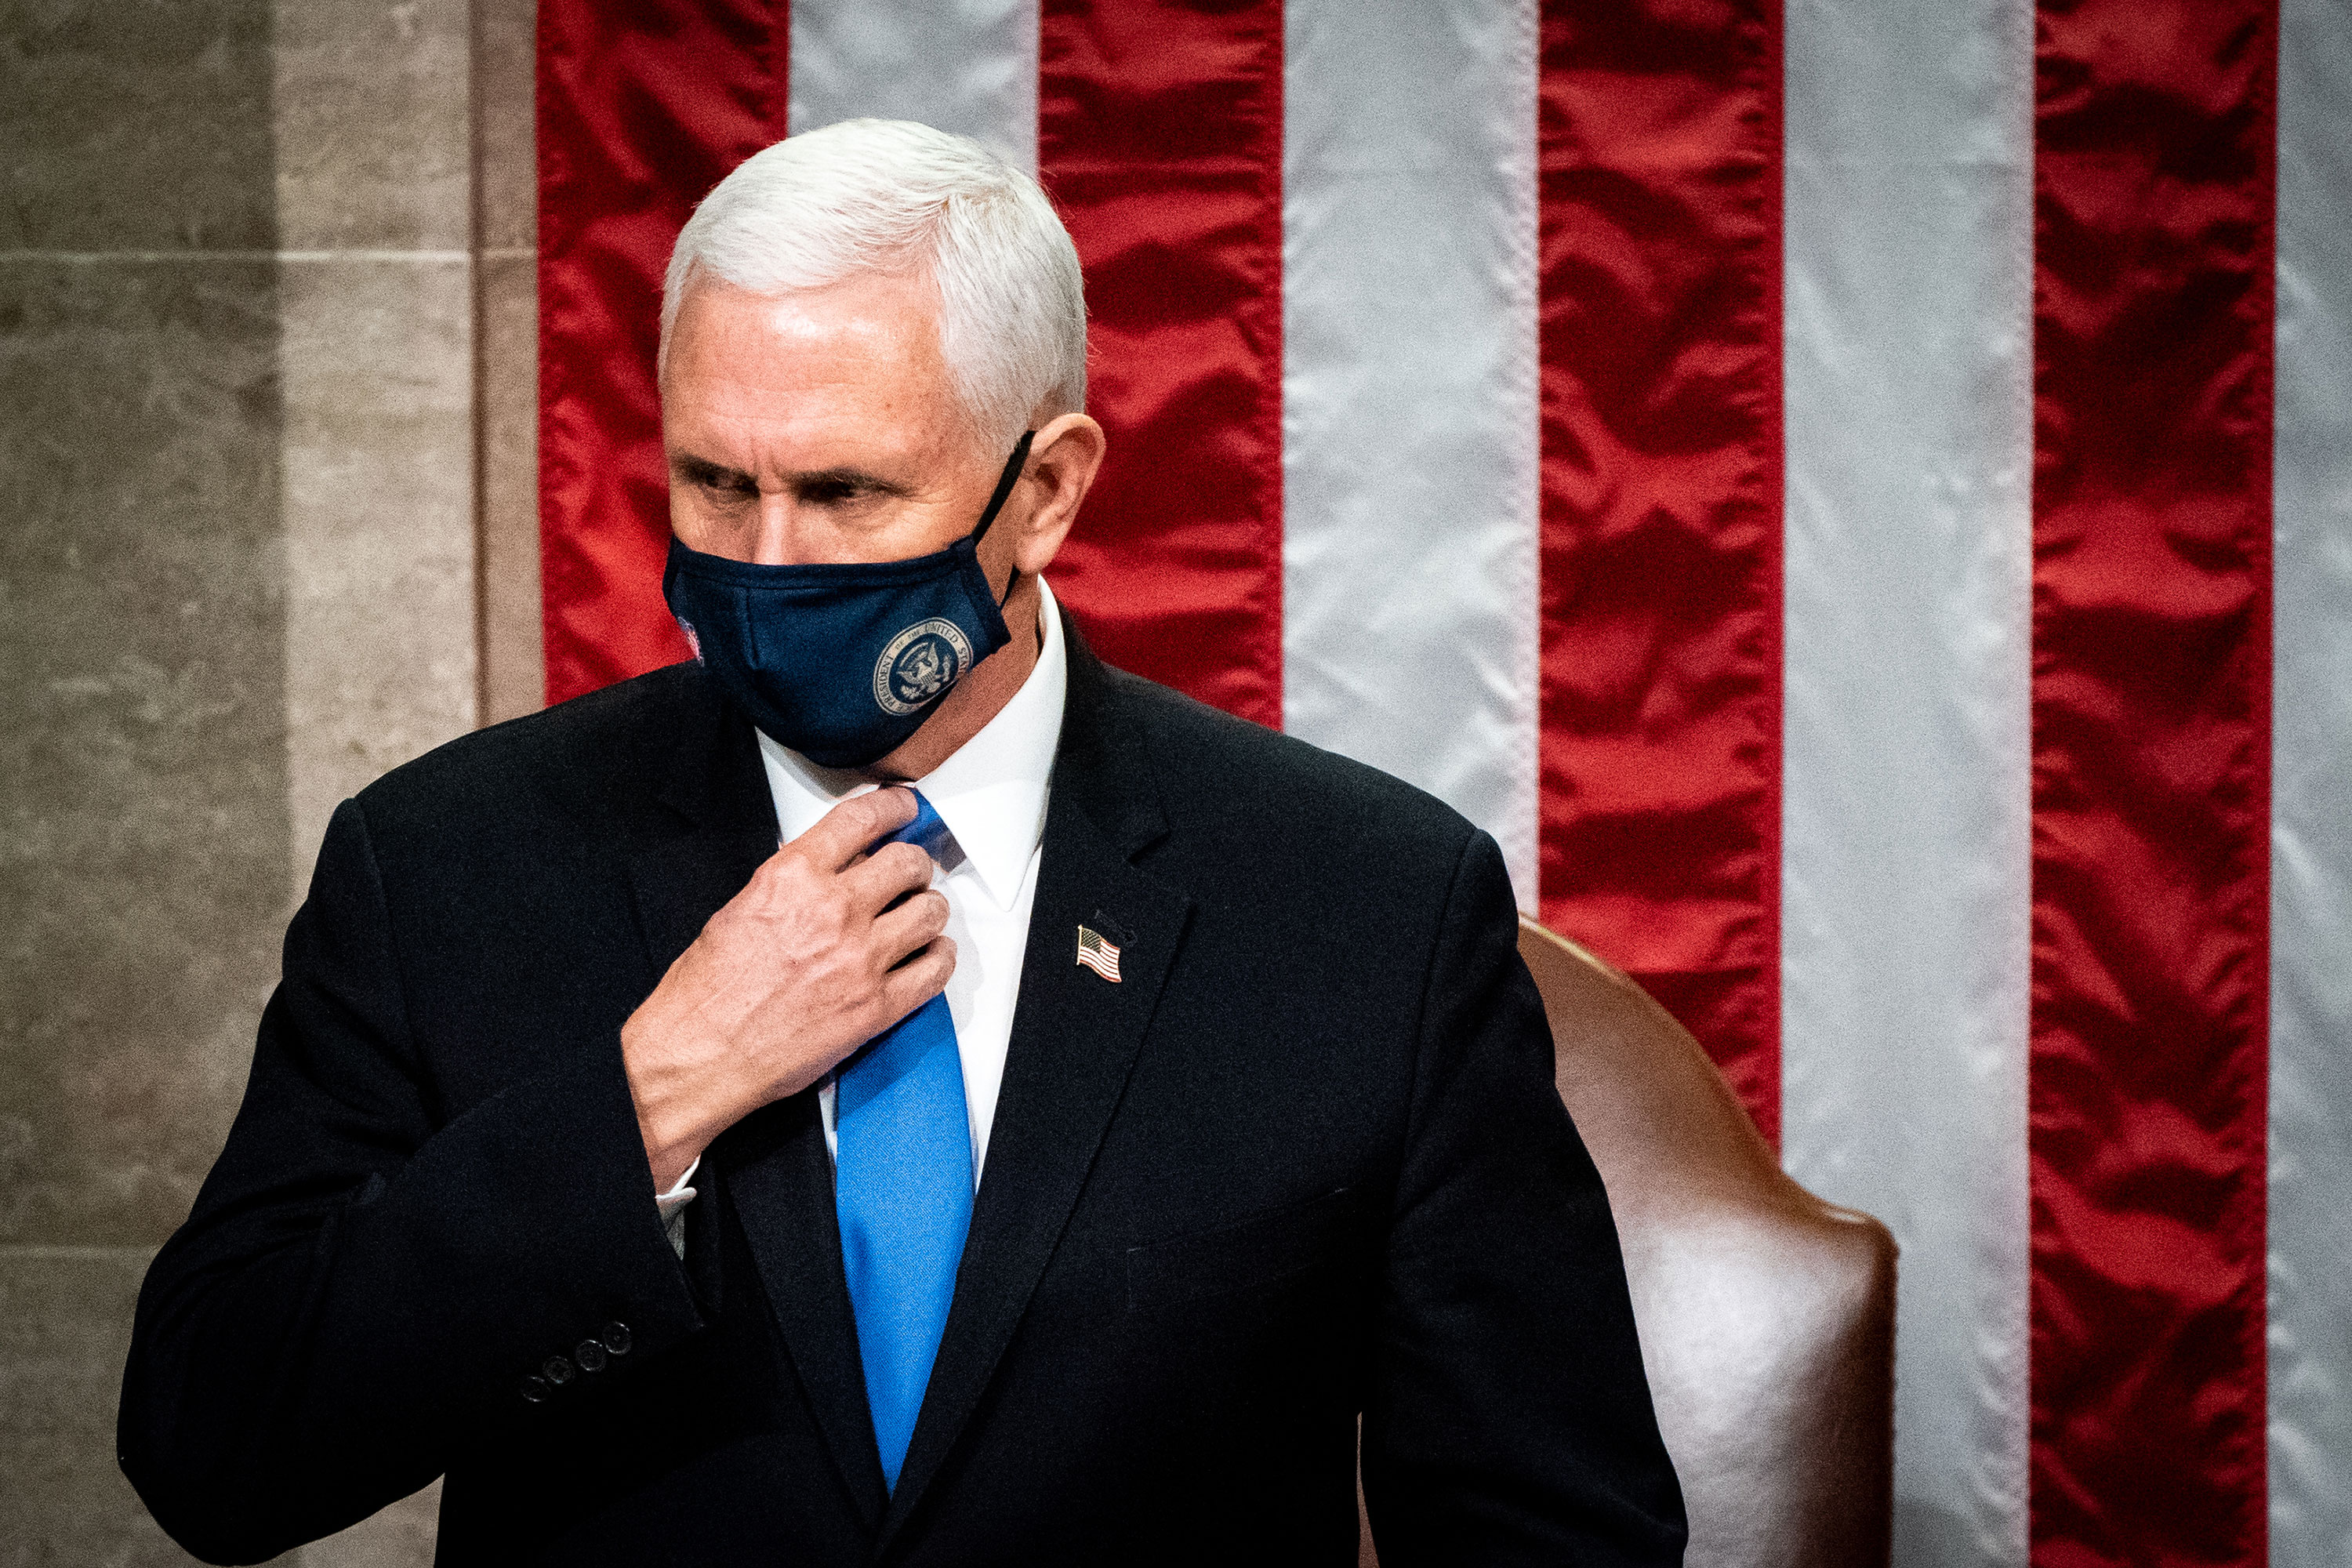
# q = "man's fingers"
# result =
<box><xmin>844</xmin><ymin>840</ymin><xmax>938</xmax><ymax>911</ymax></box>
<box><xmin>872</xmin><ymin>888</ymin><xmax>951</xmax><ymax>967</ymax></box>
<box><xmin>877</xmin><ymin>935</ymin><xmax>956</xmax><ymax>1019</ymax></box>
<box><xmin>793</xmin><ymin>786</ymin><xmax>920</xmax><ymax>872</ymax></box>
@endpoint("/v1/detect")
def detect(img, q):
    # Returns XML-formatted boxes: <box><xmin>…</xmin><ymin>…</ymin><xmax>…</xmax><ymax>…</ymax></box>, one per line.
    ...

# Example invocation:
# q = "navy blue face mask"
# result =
<box><xmin>663</xmin><ymin>430</ymin><xmax>1036</xmax><ymax>769</ymax></box>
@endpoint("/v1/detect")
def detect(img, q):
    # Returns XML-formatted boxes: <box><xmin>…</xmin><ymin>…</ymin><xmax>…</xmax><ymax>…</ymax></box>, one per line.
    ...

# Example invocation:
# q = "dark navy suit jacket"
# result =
<box><xmin>119</xmin><ymin>615</ymin><xmax>1686</xmax><ymax>1565</ymax></box>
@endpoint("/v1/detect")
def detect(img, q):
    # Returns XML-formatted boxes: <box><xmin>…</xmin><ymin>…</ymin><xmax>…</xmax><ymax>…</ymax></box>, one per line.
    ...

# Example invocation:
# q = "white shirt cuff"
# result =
<box><xmin>655</xmin><ymin>1156</ymin><xmax>700</xmax><ymax>1259</ymax></box>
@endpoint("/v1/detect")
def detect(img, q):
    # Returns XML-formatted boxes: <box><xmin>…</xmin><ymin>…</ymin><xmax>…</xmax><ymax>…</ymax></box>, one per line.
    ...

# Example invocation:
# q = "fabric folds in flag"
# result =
<box><xmin>533</xmin><ymin>2</ymin><xmax>2351</xmax><ymax>1559</ymax></box>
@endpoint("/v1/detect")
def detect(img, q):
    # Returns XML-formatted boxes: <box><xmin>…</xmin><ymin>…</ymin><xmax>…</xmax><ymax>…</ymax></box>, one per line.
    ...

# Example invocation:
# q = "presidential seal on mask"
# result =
<box><xmin>877</xmin><ymin>622</ymin><xmax>968</xmax><ymax>713</ymax></box>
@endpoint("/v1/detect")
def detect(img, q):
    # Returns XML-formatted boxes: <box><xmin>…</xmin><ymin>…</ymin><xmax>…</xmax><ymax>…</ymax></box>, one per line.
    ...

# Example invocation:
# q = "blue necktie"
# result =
<box><xmin>834</xmin><ymin>790</ymin><xmax>974</xmax><ymax>1491</ymax></box>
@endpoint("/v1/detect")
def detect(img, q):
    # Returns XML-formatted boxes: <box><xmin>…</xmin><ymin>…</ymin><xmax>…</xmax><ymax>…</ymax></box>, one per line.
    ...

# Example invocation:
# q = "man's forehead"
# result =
<box><xmin>665</xmin><ymin>275</ymin><xmax>958</xmax><ymax>408</ymax></box>
<box><xmin>656</xmin><ymin>275</ymin><xmax>993</xmax><ymax>490</ymax></box>
<box><xmin>673</xmin><ymin>273</ymin><xmax>943</xmax><ymax>359</ymax></box>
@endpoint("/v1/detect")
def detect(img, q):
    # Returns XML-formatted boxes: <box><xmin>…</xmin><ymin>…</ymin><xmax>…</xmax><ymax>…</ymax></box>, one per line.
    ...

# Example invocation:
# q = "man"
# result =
<box><xmin>119</xmin><ymin>119</ymin><xmax>1686</xmax><ymax>1566</ymax></box>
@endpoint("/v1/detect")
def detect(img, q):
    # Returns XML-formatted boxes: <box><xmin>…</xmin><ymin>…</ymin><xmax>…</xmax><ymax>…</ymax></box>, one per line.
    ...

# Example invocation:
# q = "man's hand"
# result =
<box><xmin>621</xmin><ymin>787</ymin><xmax>954</xmax><ymax>1190</ymax></box>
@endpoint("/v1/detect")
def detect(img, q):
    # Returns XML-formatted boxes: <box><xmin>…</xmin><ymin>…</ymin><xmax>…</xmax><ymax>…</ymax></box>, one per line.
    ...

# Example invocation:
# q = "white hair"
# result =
<box><xmin>660</xmin><ymin>118</ymin><xmax>1087</xmax><ymax>452</ymax></box>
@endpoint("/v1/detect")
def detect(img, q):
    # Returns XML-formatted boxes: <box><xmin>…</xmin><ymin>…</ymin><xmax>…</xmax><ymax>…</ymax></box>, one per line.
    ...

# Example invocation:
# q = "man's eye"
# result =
<box><xmin>803</xmin><ymin>478</ymin><xmax>863</xmax><ymax>506</ymax></box>
<box><xmin>691</xmin><ymin>469</ymin><xmax>754</xmax><ymax>499</ymax></box>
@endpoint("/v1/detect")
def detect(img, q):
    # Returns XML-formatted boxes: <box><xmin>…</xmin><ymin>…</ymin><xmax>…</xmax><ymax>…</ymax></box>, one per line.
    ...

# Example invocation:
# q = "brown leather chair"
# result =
<box><xmin>1358</xmin><ymin>918</ymin><xmax>1896</xmax><ymax>1566</ymax></box>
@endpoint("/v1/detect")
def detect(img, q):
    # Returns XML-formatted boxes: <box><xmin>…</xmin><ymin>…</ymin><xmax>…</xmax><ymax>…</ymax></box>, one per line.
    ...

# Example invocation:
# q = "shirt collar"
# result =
<box><xmin>756</xmin><ymin>578</ymin><xmax>1065</xmax><ymax>912</ymax></box>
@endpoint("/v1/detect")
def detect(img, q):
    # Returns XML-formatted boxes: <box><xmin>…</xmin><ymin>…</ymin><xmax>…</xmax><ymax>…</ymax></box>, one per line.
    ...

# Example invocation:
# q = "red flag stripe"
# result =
<box><xmin>1535</xmin><ymin>0</ymin><xmax>1786</xmax><ymax>1138</ymax></box>
<box><xmin>2028</xmin><ymin>2</ymin><xmax>2276</xmax><ymax>1560</ymax></box>
<box><xmin>535</xmin><ymin>0</ymin><xmax>786</xmax><ymax>704</ymax></box>
<box><xmin>1036</xmin><ymin>0</ymin><xmax>1286</xmax><ymax>728</ymax></box>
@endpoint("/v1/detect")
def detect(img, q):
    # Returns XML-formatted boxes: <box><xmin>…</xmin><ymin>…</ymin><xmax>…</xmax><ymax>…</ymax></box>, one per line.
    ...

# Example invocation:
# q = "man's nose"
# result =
<box><xmin>747</xmin><ymin>492</ymin><xmax>820</xmax><ymax>566</ymax></box>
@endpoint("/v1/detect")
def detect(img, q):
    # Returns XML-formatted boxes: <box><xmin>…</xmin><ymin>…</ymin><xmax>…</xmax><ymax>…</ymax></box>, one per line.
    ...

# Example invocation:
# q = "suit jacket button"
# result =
<box><xmin>542</xmin><ymin>1355</ymin><xmax>575</xmax><ymax>1385</ymax></box>
<box><xmin>519</xmin><ymin>1376</ymin><xmax>551</xmax><ymax>1404</ymax></box>
<box><xmin>599</xmin><ymin>1321</ymin><xmax>632</xmax><ymax>1356</ymax></box>
<box><xmin>575</xmin><ymin>1339</ymin><xmax>608</xmax><ymax>1374</ymax></box>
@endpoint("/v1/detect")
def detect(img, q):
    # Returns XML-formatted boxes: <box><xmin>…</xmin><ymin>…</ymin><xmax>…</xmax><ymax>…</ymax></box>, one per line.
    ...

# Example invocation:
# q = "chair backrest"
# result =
<box><xmin>1356</xmin><ymin>920</ymin><xmax>1897</xmax><ymax>1567</ymax></box>
<box><xmin>1519</xmin><ymin>918</ymin><xmax>1896</xmax><ymax>1566</ymax></box>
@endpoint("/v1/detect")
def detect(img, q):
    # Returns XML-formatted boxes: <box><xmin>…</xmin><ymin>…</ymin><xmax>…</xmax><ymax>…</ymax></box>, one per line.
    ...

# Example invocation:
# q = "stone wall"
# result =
<box><xmin>0</xmin><ymin>1</ymin><xmax>538</xmax><ymax>1559</ymax></box>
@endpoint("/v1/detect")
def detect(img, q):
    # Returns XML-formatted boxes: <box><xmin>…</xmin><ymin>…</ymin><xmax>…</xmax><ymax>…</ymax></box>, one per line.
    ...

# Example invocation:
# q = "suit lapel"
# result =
<box><xmin>619</xmin><ymin>681</ymin><xmax>891</xmax><ymax>1528</ymax></box>
<box><xmin>880</xmin><ymin>619</ymin><xmax>1196</xmax><ymax>1543</ymax></box>
<box><xmin>717</xmin><ymin>1096</ymin><xmax>892</xmax><ymax>1527</ymax></box>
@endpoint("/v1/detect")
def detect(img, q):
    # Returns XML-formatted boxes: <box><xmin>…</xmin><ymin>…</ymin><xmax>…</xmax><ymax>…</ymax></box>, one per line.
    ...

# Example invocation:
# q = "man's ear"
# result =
<box><xmin>1012</xmin><ymin>412</ymin><xmax>1106</xmax><ymax>575</ymax></box>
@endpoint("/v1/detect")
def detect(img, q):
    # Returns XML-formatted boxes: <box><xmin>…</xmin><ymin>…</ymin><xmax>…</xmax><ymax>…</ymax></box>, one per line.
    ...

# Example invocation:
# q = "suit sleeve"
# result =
<box><xmin>117</xmin><ymin>798</ymin><xmax>706</xmax><ymax>1565</ymax></box>
<box><xmin>1359</xmin><ymin>829</ymin><xmax>1688</xmax><ymax>1566</ymax></box>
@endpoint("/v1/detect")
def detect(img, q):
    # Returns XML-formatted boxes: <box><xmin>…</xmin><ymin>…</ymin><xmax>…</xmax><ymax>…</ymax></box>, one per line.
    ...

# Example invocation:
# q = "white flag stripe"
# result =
<box><xmin>1778</xmin><ymin>0</ymin><xmax>2036</xmax><ymax>1563</ymax></box>
<box><xmin>788</xmin><ymin>0</ymin><xmax>1040</xmax><ymax>176</ymax></box>
<box><xmin>2269</xmin><ymin>0</ymin><xmax>2352</xmax><ymax>1557</ymax></box>
<box><xmin>1279</xmin><ymin>0</ymin><xmax>1542</xmax><ymax>907</ymax></box>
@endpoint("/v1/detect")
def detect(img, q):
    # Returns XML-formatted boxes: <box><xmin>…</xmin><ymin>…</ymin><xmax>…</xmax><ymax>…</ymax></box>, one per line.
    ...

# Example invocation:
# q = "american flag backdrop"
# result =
<box><xmin>532</xmin><ymin>2</ymin><xmax>2351</xmax><ymax>1563</ymax></box>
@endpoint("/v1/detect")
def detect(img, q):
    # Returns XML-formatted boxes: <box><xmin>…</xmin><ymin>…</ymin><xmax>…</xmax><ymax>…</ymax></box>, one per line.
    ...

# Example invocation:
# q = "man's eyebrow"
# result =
<box><xmin>666</xmin><ymin>453</ymin><xmax>913</xmax><ymax>499</ymax></box>
<box><xmin>791</xmin><ymin>466</ymin><xmax>915</xmax><ymax>499</ymax></box>
<box><xmin>670</xmin><ymin>452</ymin><xmax>753</xmax><ymax>485</ymax></box>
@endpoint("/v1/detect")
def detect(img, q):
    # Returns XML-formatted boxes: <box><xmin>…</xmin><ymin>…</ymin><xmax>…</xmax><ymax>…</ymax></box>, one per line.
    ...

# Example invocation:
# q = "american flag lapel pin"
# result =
<box><xmin>1075</xmin><ymin>924</ymin><xmax>1123</xmax><ymax>983</ymax></box>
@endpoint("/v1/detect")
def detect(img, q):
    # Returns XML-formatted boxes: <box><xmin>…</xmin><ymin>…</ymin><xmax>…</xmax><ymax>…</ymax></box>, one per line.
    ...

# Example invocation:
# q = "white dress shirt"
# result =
<box><xmin>656</xmin><ymin>579</ymin><xmax>1067</xmax><ymax>1241</ymax></box>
